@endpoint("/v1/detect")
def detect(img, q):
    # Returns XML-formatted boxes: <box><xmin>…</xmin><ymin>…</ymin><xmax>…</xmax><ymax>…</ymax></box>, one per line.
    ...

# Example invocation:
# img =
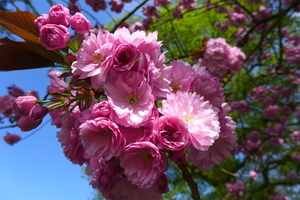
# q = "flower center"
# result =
<box><xmin>93</xmin><ymin>52</ymin><xmax>104</xmax><ymax>63</ymax></box>
<box><xmin>183</xmin><ymin>115</ymin><xmax>194</xmax><ymax>123</ymax></box>
<box><xmin>171</xmin><ymin>82</ymin><xmax>180</xmax><ymax>93</ymax></box>
<box><xmin>126</xmin><ymin>94</ymin><xmax>138</xmax><ymax>105</ymax></box>
<box><xmin>141</xmin><ymin>149</ymin><xmax>154</xmax><ymax>164</ymax></box>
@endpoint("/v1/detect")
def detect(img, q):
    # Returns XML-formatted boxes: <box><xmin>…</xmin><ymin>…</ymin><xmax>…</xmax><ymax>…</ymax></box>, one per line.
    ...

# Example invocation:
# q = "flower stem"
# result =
<box><xmin>177</xmin><ymin>163</ymin><xmax>201</xmax><ymax>200</ymax></box>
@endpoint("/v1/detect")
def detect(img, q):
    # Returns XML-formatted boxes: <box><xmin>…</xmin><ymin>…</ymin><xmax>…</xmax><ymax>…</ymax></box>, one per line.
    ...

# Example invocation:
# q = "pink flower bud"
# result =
<box><xmin>34</xmin><ymin>14</ymin><xmax>50</xmax><ymax>30</ymax></box>
<box><xmin>29</xmin><ymin>104</ymin><xmax>48</xmax><ymax>120</ymax></box>
<box><xmin>48</xmin><ymin>4</ymin><xmax>71</xmax><ymax>27</ymax></box>
<box><xmin>17</xmin><ymin>115</ymin><xmax>42</xmax><ymax>132</ymax></box>
<box><xmin>13</xmin><ymin>95</ymin><xmax>38</xmax><ymax>115</ymax></box>
<box><xmin>249</xmin><ymin>170</ymin><xmax>258</xmax><ymax>181</ymax></box>
<box><xmin>71</xmin><ymin>12</ymin><xmax>91</xmax><ymax>34</ymax></box>
<box><xmin>4</xmin><ymin>133</ymin><xmax>21</xmax><ymax>145</ymax></box>
<box><xmin>39</xmin><ymin>24</ymin><xmax>70</xmax><ymax>50</ymax></box>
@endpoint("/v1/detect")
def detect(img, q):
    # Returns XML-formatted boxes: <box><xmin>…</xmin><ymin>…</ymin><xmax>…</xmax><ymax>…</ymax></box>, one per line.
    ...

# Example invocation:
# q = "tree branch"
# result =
<box><xmin>110</xmin><ymin>0</ymin><xmax>149</xmax><ymax>33</ymax></box>
<box><xmin>178</xmin><ymin>162</ymin><xmax>201</xmax><ymax>200</ymax></box>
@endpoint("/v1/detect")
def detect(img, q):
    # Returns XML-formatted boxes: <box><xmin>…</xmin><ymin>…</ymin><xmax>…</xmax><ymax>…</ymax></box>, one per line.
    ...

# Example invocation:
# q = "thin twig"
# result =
<box><xmin>110</xmin><ymin>0</ymin><xmax>149</xmax><ymax>33</ymax></box>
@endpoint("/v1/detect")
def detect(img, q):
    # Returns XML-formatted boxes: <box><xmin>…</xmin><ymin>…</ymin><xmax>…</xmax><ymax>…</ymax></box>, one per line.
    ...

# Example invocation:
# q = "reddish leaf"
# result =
<box><xmin>0</xmin><ymin>38</ymin><xmax>66</xmax><ymax>71</ymax></box>
<box><xmin>0</xmin><ymin>11</ymin><xmax>39</xmax><ymax>43</ymax></box>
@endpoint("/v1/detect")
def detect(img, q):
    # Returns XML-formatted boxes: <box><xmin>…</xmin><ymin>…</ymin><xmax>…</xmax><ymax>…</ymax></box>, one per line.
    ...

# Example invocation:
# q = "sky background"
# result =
<box><xmin>0</xmin><ymin>0</ymin><xmax>144</xmax><ymax>199</ymax></box>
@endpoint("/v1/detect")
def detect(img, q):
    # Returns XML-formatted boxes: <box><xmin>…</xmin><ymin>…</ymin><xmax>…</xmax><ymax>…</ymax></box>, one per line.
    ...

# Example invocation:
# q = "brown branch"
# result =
<box><xmin>178</xmin><ymin>162</ymin><xmax>201</xmax><ymax>200</ymax></box>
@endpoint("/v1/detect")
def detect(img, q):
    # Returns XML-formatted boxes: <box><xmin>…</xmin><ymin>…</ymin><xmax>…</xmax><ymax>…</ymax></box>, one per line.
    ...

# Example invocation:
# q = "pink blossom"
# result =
<box><xmin>4</xmin><ymin>133</ymin><xmax>21</xmax><ymax>145</ymax></box>
<box><xmin>0</xmin><ymin>95</ymin><xmax>15</xmax><ymax>117</ymax></box>
<box><xmin>226</xmin><ymin>179</ymin><xmax>247</xmax><ymax>196</ymax></box>
<box><xmin>56</xmin><ymin>112</ymin><xmax>87</xmax><ymax>165</ymax></box>
<box><xmin>187</xmin><ymin>132</ymin><xmax>236</xmax><ymax>170</ymax></box>
<box><xmin>34</xmin><ymin>14</ymin><xmax>50</xmax><ymax>30</ymax></box>
<box><xmin>153</xmin><ymin>115</ymin><xmax>190</xmax><ymax>151</ymax></box>
<box><xmin>159</xmin><ymin>91</ymin><xmax>220</xmax><ymax>151</ymax></box>
<box><xmin>193</xmin><ymin>64</ymin><xmax>225</xmax><ymax>109</ymax></box>
<box><xmin>13</xmin><ymin>95</ymin><xmax>38</xmax><ymax>115</ymax></box>
<box><xmin>180</xmin><ymin>0</ymin><xmax>196</xmax><ymax>9</ymax></box>
<box><xmin>79</xmin><ymin>117</ymin><xmax>125</xmax><ymax>160</ymax></box>
<box><xmin>242</xmin><ymin>131</ymin><xmax>261</xmax><ymax>152</ymax></box>
<box><xmin>68</xmin><ymin>3</ymin><xmax>81</xmax><ymax>15</ymax></box>
<box><xmin>286</xmin><ymin>172</ymin><xmax>298</xmax><ymax>182</ymax></box>
<box><xmin>153</xmin><ymin>0</ymin><xmax>171</xmax><ymax>7</ymax></box>
<box><xmin>8</xmin><ymin>85</ymin><xmax>25</xmax><ymax>98</ymax></box>
<box><xmin>269</xmin><ymin>190</ymin><xmax>290</xmax><ymax>200</ymax></box>
<box><xmin>48</xmin><ymin>4</ymin><xmax>71</xmax><ymax>27</ymax></box>
<box><xmin>285</xmin><ymin>46</ymin><xmax>300</xmax><ymax>64</ymax></box>
<box><xmin>17</xmin><ymin>115</ymin><xmax>42</xmax><ymax>132</ymax></box>
<box><xmin>39</xmin><ymin>24</ymin><xmax>70</xmax><ymax>50</ymax></box>
<box><xmin>291</xmin><ymin>131</ymin><xmax>300</xmax><ymax>141</ymax></box>
<box><xmin>29</xmin><ymin>104</ymin><xmax>48</xmax><ymax>120</ymax></box>
<box><xmin>109</xmin><ymin>0</ymin><xmax>124</xmax><ymax>13</ymax></box>
<box><xmin>262</xmin><ymin>105</ymin><xmax>280</xmax><ymax>120</ymax></box>
<box><xmin>109</xmin><ymin>174</ymin><xmax>166</xmax><ymax>199</ymax></box>
<box><xmin>230</xmin><ymin>100</ymin><xmax>252</xmax><ymax>114</ymax></box>
<box><xmin>105</xmin><ymin>71</ymin><xmax>154</xmax><ymax>127</ymax></box>
<box><xmin>172</xmin><ymin>6</ymin><xmax>184</xmax><ymax>19</ymax></box>
<box><xmin>120</xmin><ymin>108</ymin><xmax>158</xmax><ymax>144</ymax></box>
<box><xmin>91</xmin><ymin>99</ymin><xmax>112</xmax><ymax>118</ymax></box>
<box><xmin>168</xmin><ymin>60</ymin><xmax>196</xmax><ymax>93</ymax></box>
<box><xmin>85</xmin><ymin>0</ymin><xmax>107</xmax><ymax>12</ymax></box>
<box><xmin>70</xmin><ymin>12</ymin><xmax>91</xmax><ymax>34</ymax></box>
<box><xmin>47</xmin><ymin>70</ymin><xmax>68</xmax><ymax>93</ymax></box>
<box><xmin>228</xmin><ymin>12</ymin><xmax>247</xmax><ymax>27</ymax></box>
<box><xmin>228</xmin><ymin>46</ymin><xmax>245</xmax><ymax>74</ymax></box>
<box><xmin>71</xmin><ymin>30</ymin><xmax>114</xmax><ymax>89</ymax></box>
<box><xmin>111</xmin><ymin>43</ymin><xmax>139</xmax><ymax>74</ymax></box>
<box><xmin>120</xmin><ymin>141</ymin><xmax>168</xmax><ymax>188</ymax></box>
<box><xmin>143</xmin><ymin>4</ymin><xmax>160</xmax><ymax>18</ymax></box>
<box><xmin>130</xmin><ymin>22</ymin><xmax>144</xmax><ymax>32</ymax></box>
<box><xmin>249</xmin><ymin>170</ymin><xmax>259</xmax><ymax>181</ymax></box>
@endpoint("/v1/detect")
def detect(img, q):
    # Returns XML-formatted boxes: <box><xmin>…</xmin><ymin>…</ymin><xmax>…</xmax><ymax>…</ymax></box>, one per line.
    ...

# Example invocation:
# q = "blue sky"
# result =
<box><xmin>0</xmin><ymin>1</ymin><xmax>144</xmax><ymax>200</ymax></box>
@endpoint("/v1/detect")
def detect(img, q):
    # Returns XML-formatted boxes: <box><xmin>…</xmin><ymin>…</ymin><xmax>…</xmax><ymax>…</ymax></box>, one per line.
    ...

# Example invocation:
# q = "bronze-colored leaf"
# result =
<box><xmin>0</xmin><ymin>38</ymin><xmax>66</xmax><ymax>71</ymax></box>
<box><xmin>0</xmin><ymin>11</ymin><xmax>39</xmax><ymax>43</ymax></box>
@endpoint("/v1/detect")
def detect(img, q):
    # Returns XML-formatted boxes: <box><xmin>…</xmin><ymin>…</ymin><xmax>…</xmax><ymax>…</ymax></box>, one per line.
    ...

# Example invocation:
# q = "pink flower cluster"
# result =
<box><xmin>34</xmin><ymin>4</ymin><xmax>91</xmax><ymax>50</ymax></box>
<box><xmin>226</xmin><ymin>179</ymin><xmax>247</xmax><ymax>196</ymax></box>
<box><xmin>200</xmin><ymin>38</ymin><xmax>245</xmax><ymax>78</ymax></box>
<box><xmin>23</xmin><ymin>5</ymin><xmax>239</xmax><ymax>199</ymax></box>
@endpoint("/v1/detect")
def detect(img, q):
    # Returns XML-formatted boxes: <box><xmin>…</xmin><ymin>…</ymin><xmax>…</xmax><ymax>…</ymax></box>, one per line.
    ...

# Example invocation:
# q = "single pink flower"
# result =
<box><xmin>13</xmin><ymin>95</ymin><xmax>38</xmax><ymax>115</ymax></box>
<box><xmin>111</xmin><ymin>43</ymin><xmax>139</xmax><ymax>75</ymax></box>
<box><xmin>109</xmin><ymin>0</ymin><xmax>124</xmax><ymax>13</ymax></box>
<box><xmin>47</xmin><ymin>70</ymin><xmax>68</xmax><ymax>93</ymax></box>
<box><xmin>120</xmin><ymin>141</ymin><xmax>168</xmax><ymax>188</ymax></box>
<box><xmin>187</xmin><ymin>132</ymin><xmax>236</xmax><ymax>170</ymax></box>
<box><xmin>29</xmin><ymin>104</ymin><xmax>48</xmax><ymax>120</ymax></box>
<box><xmin>71</xmin><ymin>30</ymin><xmax>115</xmax><ymax>89</ymax></box>
<box><xmin>34</xmin><ymin>14</ymin><xmax>50</xmax><ymax>30</ymax></box>
<box><xmin>56</xmin><ymin>112</ymin><xmax>87</xmax><ymax>165</ymax></box>
<box><xmin>79</xmin><ymin>117</ymin><xmax>125</xmax><ymax>160</ymax></box>
<box><xmin>39</xmin><ymin>24</ymin><xmax>70</xmax><ymax>50</ymax></box>
<box><xmin>249</xmin><ymin>170</ymin><xmax>259</xmax><ymax>181</ymax></box>
<box><xmin>105</xmin><ymin>71</ymin><xmax>154</xmax><ymax>127</ymax></box>
<box><xmin>0</xmin><ymin>95</ymin><xmax>15</xmax><ymax>117</ymax></box>
<box><xmin>168</xmin><ymin>60</ymin><xmax>196</xmax><ymax>93</ymax></box>
<box><xmin>4</xmin><ymin>133</ymin><xmax>21</xmax><ymax>145</ymax></box>
<box><xmin>159</xmin><ymin>91</ymin><xmax>220</xmax><ymax>151</ymax></box>
<box><xmin>17</xmin><ymin>115</ymin><xmax>42</xmax><ymax>132</ymax></box>
<box><xmin>48</xmin><ymin>4</ymin><xmax>71</xmax><ymax>27</ymax></box>
<box><xmin>226</xmin><ymin>179</ymin><xmax>247</xmax><ymax>196</ymax></box>
<box><xmin>153</xmin><ymin>115</ymin><xmax>190</xmax><ymax>151</ymax></box>
<box><xmin>71</xmin><ymin>12</ymin><xmax>91</xmax><ymax>34</ymax></box>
